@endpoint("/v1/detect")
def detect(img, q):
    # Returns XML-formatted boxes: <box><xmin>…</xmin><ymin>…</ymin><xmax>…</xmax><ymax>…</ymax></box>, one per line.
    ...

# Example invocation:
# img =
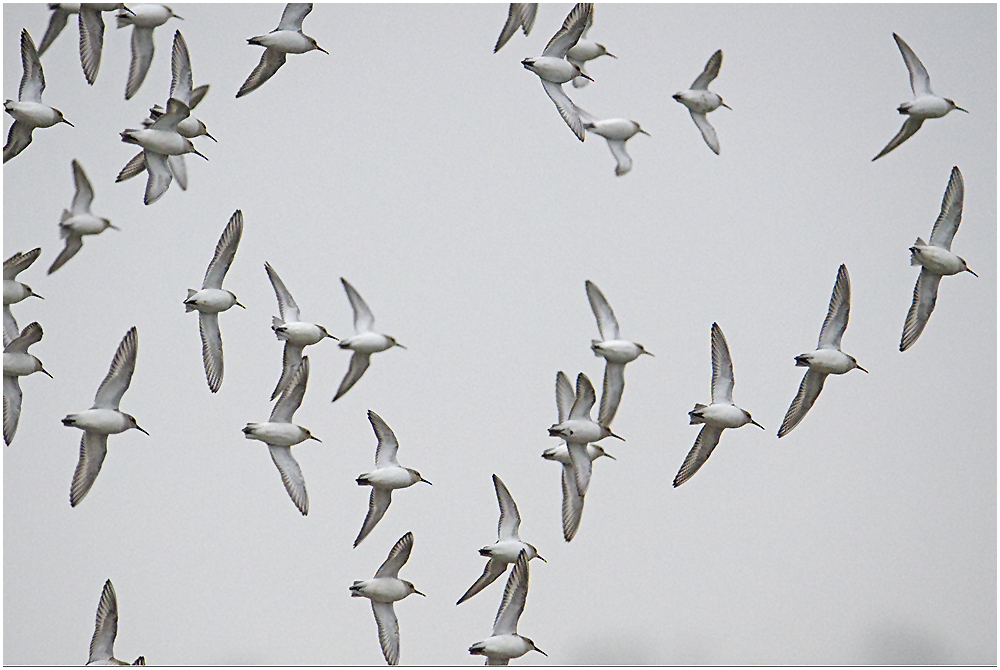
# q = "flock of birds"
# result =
<box><xmin>2</xmin><ymin>2</ymin><xmax>983</xmax><ymax>666</ymax></box>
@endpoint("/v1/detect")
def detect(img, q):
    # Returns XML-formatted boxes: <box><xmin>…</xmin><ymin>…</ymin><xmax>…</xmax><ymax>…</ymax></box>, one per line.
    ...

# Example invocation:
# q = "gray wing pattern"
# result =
<box><xmin>899</xmin><ymin>269</ymin><xmax>941</xmax><ymax>352</ymax></box>
<box><xmin>777</xmin><ymin>369</ymin><xmax>828</xmax><ymax>438</ymax></box>
<box><xmin>672</xmin><ymin>425</ymin><xmax>723</xmax><ymax>487</ymax></box>
<box><xmin>928</xmin><ymin>166</ymin><xmax>963</xmax><ymax>250</ymax></box>
<box><xmin>817</xmin><ymin>264</ymin><xmax>850</xmax><ymax>350</ymax></box>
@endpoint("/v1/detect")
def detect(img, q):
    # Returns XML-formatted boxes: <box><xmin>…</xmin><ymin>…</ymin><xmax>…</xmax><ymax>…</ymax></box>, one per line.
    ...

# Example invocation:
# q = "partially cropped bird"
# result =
<box><xmin>116</xmin><ymin>3</ymin><xmax>183</xmax><ymax>100</ymax></box>
<box><xmin>4</xmin><ymin>321</ymin><xmax>52</xmax><ymax>446</ymax></box>
<box><xmin>86</xmin><ymin>579</ymin><xmax>145</xmax><ymax>666</ymax></box>
<box><xmin>493</xmin><ymin>3</ymin><xmax>536</xmax><ymax>53</ymax></box>
<box><xmin>4</xmin><ymin>248</ymin><xmax>44</xmax><ymax>344</ymax></box>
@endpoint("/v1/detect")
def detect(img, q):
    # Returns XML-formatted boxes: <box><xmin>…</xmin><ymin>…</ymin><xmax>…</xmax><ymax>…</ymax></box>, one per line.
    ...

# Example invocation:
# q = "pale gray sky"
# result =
<box><xmin>3</xmin><ymin>2</ymin><xmax>996</xmax><ymax>665</ymax></box>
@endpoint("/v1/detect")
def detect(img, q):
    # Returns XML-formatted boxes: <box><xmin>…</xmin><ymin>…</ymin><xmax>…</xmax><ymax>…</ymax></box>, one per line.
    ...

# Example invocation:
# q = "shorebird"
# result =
<box><xmin>521</xmin><ymin>3</ymin><xmax>594</xmax><ymax>141</ymax></box>
<box><xmin>4</xmin><ymin>248</ymin><xmax>43</xmax><ymax>343</ymax></box>
<box><xmin>354</xmin><ymin>411</ymin><xmax>431</xmax><ymax>548</ymax></box>
<box><xmin>566</xmin><ymin>5</ymin><xmax>615</xmax><ymax>88</ymax></box>
<box><xmin>332</xmin><ymin>278</ymin><xmax>404</xmax><ymax>402</ymax></box>
<box><xmin>49</xmin><ymin>160</ymin><xmax>118</xmax><ymax>275</ymax></box>
<box><xmin>350</xmin><ymin>531</ymin><xmax>424</xmax><ymax>666</ymax></box>
<box><xmin>4</xmin><ymin>29</ymin><xmax>73</xmax><ymax>163</ymax></box>
<box><xmin>468</xmin><ymin>550</ymin><xmax>546</xmax><ymax>665</ymax></box>
<box><xmin>673</xmin><ymin>49</ymin><xmax>729</xmax><ymax>155</ymax></box>
<box><xmin>576</xmin><ymin>108</ymin><xmax>649</xmax><ymax>176</ymax></box>
<box><xmin>184</xmin><ymin>210</ymin><xmax>244</xmax><ymax>392</ymax></box>
<box><xmin>585</xmin><ymin>280</ymin><xmax>652</xmax><ymax>426</ymax></box>
<box><xmin>243</xmin><ymin>357</ymin><xmax>320</xmax><ymax>515</ymax></box>
<box><xmin>547</xmin><ymin>371</ymin><xmax>623</xmax><ymax>498</ymax></box>
<box><xmin>778</xmin><ymin>265</ymin><xmax>867</xmax><ymax>438</ymax></box>
<box><xmin>116</xmin><ymin>4</ymin><xmax>183</xmax><ymax>100</ymax></box>
<box><xmin>237</xmin><ymin>3</ymin><xmax>327</xmax><ymax>98</ymax></box>
<box><xmin>873</xmin><ymin>33</ymin><xmax>967</xmax><ymax>161</ymax></box>
<box><xmin>900</xmin><ymin>166</ymin><xmax>977</xmax><ymax>351</ymax></box>
<box><xmin>86</xmin><ymin>580</ymin><xmax>145</xmax><ymax>666</ymax></box>
<box><xmin>494</xmin><ymin>3</ymin><xmax>537</xmax><ymax>53</ymax></box>
<box><xmin>66</xmin><ymin>327</ymin><xmax>148</xmax><ymax>507</ymax></box>
<box><xmin>4</xmin><ymin>321</ymin><xmax>52</xmax><ymax>446</ymax></box>
<box><xmin>673</xmin><ymin>323</ymin><xmax>763</xmax><ymax>487</ymax></box>
<box><xmin>264</xmin><ymin>262</ymin><xmax>337</xmax><ymax>400</ymax></box>
<box><xmin>457</xmin><ymin>474</ymin><xmax>545</xmax><ymax>605</ymax></box>
<box><xmin>542</xmin><ymin>438</ymin><xmax>615</xmax><ymax>542</ymax></box>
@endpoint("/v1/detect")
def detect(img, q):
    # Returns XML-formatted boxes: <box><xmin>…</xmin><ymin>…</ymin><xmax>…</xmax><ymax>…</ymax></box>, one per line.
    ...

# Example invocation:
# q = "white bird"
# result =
<box><xmin>900</xmin><ymin>166</ymin><xmax>977</xmax><ymax>351</ymax></box>
<box><xmin>468</xmin><ymin>550</ymin><xmax>546</xmax><ymax>666</ymax></box>
<box><xmin>873</xmin><ymin>33</ymin><xmax>967</xmax><ymax>161</ymax></box>
<box><xmin>350</xmin><ymin>531</ymin><xmax>424</xmax><ymax>666</ymax></box>
<box><xmin>521</xmin><ymin>2</ymin><xmax>593</xmax><ymax>141</ymax></box>
<box><xmin>576</xmin><ymin>108</ymin><xmax>649</xmax><ymax>176</ymax></box>
<box><xmin>457</xmin><ymin>474</ymin><xmax>545</xmax><ymax>605</ymax></box>
<box><xmin>243</xmin><ymin>357</ymin><xmax>320</xmax><ymax>516</ymax></box>
<box><xmin>48</xmin><ymin>160</ymin><xmax>118</xmax><ymax>275</ymax></box>
<box><xmin>778</xmin><ymin>265</ymin><xmax>867</xmax><ymax>438</ymax></box>
<box><xmin>4</xmin><ymin>248</ymin><xmax>44</xmax><ymax>344</ymax></box>
<box><xmin>673</xmin><ymin>323</ymin><xmax>763</xmax><ymax>487</ymax></box>
<box><xmin>116</xmin><ymin>4</ymin><xmax>182</xmax><ymax>100</ymax></box>
<box><xmin>86</xmin><ymin>580</ymin><xmax>145</xmax><ymax>666</ymax></box>
<box><xmin>585</xmin><ymin>280</ymin><xmax>652</xmax><ymax>426</ymax></box>
<box><xmin>333</xmin><ymin>278</ymin><xmax>404</xmax><ymax>402</ymax></box>
<box><xmin>673</xmin><ymin>49</ymin><xmax>729</xmax><ymax>155</ymax></box>
<box><xmin>237</xmin><ymin>3</ymin><xmax>328</xmax><ymax>98</ymax></box>
<box><xmin>493</xmin><ymin>3</ymin><xmax>537</xmax><ymax>53</ymax></box>
<box><xmin>265</xmin><ymin>262</ymin><xmax>337</xmax><ymax>401</ymax></box>
<box><xmin>4</xmin><ymin>322</ymin><xmax>52</xmax><ymax>446</ymax></box>
<box><xmin>354</xmin><ymin>411</ymin><xmax>431</xmax><ymax>548</ymax></box>
<box><xmin>566</xmin><ymin>6</ymin><xmax>615</xmax><ymax>88</ymax></box>
<box><xmin>542</xmin><ymin>438</ymin><xmax>615</xmax><ymax>542</ymax></box>
<box><xmin>547</xmin><ymin>371</ymin><xmax>623</xmax><ymax>498</ymax></box>
<box><xmin>65</xmin><ymin>327</ymin><xmax>148</xmax><ymax>507</ymax></box>
<box><xmin>184</xmin><ymin>210</ymin><xmax>244</xmax><ymax>392</ymax></box>
<box><xmin>4</xmin><ymin>29</ymin><xmax>73</xmax><ymax>163</ymax></box>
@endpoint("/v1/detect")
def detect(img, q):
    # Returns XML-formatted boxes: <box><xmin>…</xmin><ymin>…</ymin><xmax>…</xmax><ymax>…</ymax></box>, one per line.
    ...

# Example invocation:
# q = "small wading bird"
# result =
<box><xmin>332</xmin><ymin>278</ymin><xmax>404</xmax><ymax>402</ymax></box>
<box><xmin>566</xmin><ymin>5</ymin><xmax>616</xmax><ymax>88</ymax></box>
<box><xmin>673</xmin><ymin>49</ymin><xmax>730</xmax><ymax>155</ymax></box>
<box><xmin>116</xmin><ymin>3</ymin><xmax>183</xmax><ymax>100</ymax></box>
<box><xmin>49</xmin><ymin>160</ymin><xmax>119</xmax><ymax>275</ymax></box>
<box><xmin>237</xmin><ymin>3</ymin><xmax>327</xmax><ymax>98</ymax></box>
<box><xmin>468</xmin><ymin>550</ymin><xmax>547</xmax><ymax>665</ymax></box>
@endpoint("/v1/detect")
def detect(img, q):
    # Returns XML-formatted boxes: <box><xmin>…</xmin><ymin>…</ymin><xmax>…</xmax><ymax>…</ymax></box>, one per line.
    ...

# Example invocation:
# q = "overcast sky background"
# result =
<box><xmin>3</xmin><ymin>2</ymin><xmax>996</xmax><ymax>666</ymax></box>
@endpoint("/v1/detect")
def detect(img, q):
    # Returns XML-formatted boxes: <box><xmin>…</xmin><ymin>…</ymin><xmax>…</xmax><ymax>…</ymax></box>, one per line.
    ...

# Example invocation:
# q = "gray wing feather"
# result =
<box><xmin>199</xmin><ymin>312</ymin><xmax>223</xmax><ymax>392</ymax></box>
<box><xmin>268</xmin><ymin>445</ymin><xmax>308</xmax><ymax>515</ymax></box>
<box><xmin>777</xmin><ymin>369</ymin><xmax>827</xmax><ymax>438</ymax></box>
<box><xmin>332</xmin><ymin>351</ymin><xmax>371</xmax><ymax>402</ymax></box>
<box><xmin>93</xmin><ymin>327</ymin><xmax>137</xmax><ymax>409</ymax></box>
<box><xmin>125</xmin><ymin>26</ymin><xmax>155</xmax><ymax>100</ymax></box>
<box><xmin>672</xmin><ymin>425</ymin><xmax>723</xmax><ymax>487</ymax></box>
<box><xmin>354</xmin><ymin>488</ymin><xmax>391</xmax><ymax>547</ymax></box>
<box><xmin>203</xmin><ymin>210</ymin><xmax>243</xmax><ymax>289</ymax></box>
<box><xmin>928</xmin><ymin>166</ymin><xmax>963</xmax><ymax>250</ymax></box>
<box><xmin>817</xmin><ymin>264</ymin><xmax>850</xmax><ymax>350</ymax></box>
<box><xmin>457</xmin><ymin>558</ymin><xmax>507</xmax><ymax>605</ymax></box>
<box><xmin>70</xmin><ymin>432</ymin><xmax>109</xmax><ymax>506</ymax></box>
<box><xmin>691</xmin><ymin>49</ymin><xmax>722</xmax><ymax>89</ymax></box>
<box><xmin>899</xmin><ymin>269</ymin><xmax>941</xmax><ymax>352</ymax></box>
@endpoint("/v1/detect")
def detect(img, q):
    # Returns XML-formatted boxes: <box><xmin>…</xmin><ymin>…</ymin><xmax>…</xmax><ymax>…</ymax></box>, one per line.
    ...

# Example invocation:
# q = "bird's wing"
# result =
<box><xmin>70</xmin><ymin>160</ymin><xmax>95</xmax><ymax>214</ymax></box>
<box><xmin>494</xmin><ymin>3</ymin><xmax>528</xmax><ymax>53</ymax></box>
<box><xmin>125</xmin><ymin>26</ymin><xmax>155</xmax><ymax>100</ymax></box>
<box><xmin>236</xmin><ymin>48</ymin><xmax>286</xmax><ymax>98</ymax></box>
<box><xmin>203</xmin><ymin>210</ymin><xmax>243</xmax><ymax>289</ymax></box>
<box><xmin>271</xmin><ymin>341</ymin><xmax>302</xmax><ymax>401</ymax></box>
<box><xmin>777</xmin><ymin>369</ymin><xmax>828</xmax><ymax>438</ymax></box>
<box><xmin>142</xmin><ymin>150</ymin><xmax>172</xmax><ymax>205</ymax></box>
<box><xmin>166</xmin><ymin>155</ymin><xmax>187</xmax><ymax>191</ymax></box>
<box><xmin>555</xmin><ymin>371</ymin><xmax>575</xmax><ymax>424</ymax></box>
<box><xmin>3</xmin><ymin>375</ymin><xmax>23</xmax><ymax>446</ymax></box>
<box><xmin>817</xmin><ymin>264</ymin><xmax>850</xmax><ymax>350</ymax></box>
<box><xmin>493</xmin><ymin>474</ymin><xmax>522</xmax><ymax>540</ymax></box>
<box><xmin>560</xmin><ymin>464</ymin><xmax>585</xmax><ymax>541</ymax></box>
<box><xmin>270</xmin><ymin>356</ymin><xmax>308</xmax><ymax>423</ymax></box>
<box><xmin>3</xmin><ymin>122</ymin><xmax>34</xmax><ymax>163</ymax></box>
<box><xmin>94</xmin><ymin>327</ymin><xmax>138</xmax><ymax>410</ymax></box>
<box><xmin>519</xmin><ymin>3</ymin><xmax>537</xmax><ymax>35</ymax></box>
<box><xmin>199</xmin><ymin>312</ymin><xmax>223</xmax><ymax>392</ymax></box>
<box><xmin>38</xmin><ymin>7</ymin><xmax>70</xmax><ymax>55</ymax></box>
<box><xmin>70</xmin><ymin>432</ymin><xmax>109</xmax><ymax>506</ymax></box>
<box><xmin>268</xmin><ymin>445</ymin><xmax>308</xmax><ymax>515</ymax></box>
<box><xmin>567</xmin><ymin>442</ymin><xmax>593</xmax><ymax>496</ymax></box>
<box><xmin>115</xmin><ymin>152</ymin><xmax>147</xmax><ymax>183</ymax></box>
<box><xmin>78</xmin><ymin>7</ymin><xmax>106</xmax><ymax>85</ymax></box>
<box><xmin>4</xmin><ymin>248</ymin><xmax>41</xmax><ymax>280</ymax></box>
<box><xmin>540</xmin><ymin>79</ymin><xmax>585</xmax><ymax>141</ymax></box>
<box><xmin>341</xmin><ymin>278</ymin><xmax>375</xmax><ymax>332</ymax></box>
<box><xmin>710</xmin><ymin>322</ymin><xmax>735</xmax><ymax>404</ymax></box>
<box><xmin>169</xmin><ymin>29</ymin><xmax>193</xmax><ymax>107</ymax></box>
<box><xmin>2</xmin><ymin>307</ymin><xmax>17</xmax><ymax>346</ymax></box>
<box><xmin>48</xmin><ymin>235</ymin><xmax>84</xmax><ymax>275</ymax></box>
<box><xmin>899</xmin><ymin>269</ymin><xmax>941</xmax><ymax>352</ymax></box>
<box><xmin>6</xmin><ymin>321</ymin><xmax>43</xmax><ymax>354</ymax></box>
<box><xmin>928</xmin><ymin>166</ymin><xmax>964</xmax><ymax>250</ymax></box>
<box><xmin>492</xmin><ymin>551</ymin><xmax>529</xmax><ymax>636</ymax></box>
<box><xmin>369</xmin><ymin>410</ymin><xmax>400</xmax><ymax>467</ymax></box>
<box><xmin>598</xmin><ymin>361</ymin><xmax>625</xmax><ymax>426</ymax></box>
<box><xmin>672</xmin><ymin>425</ymin><xmax>723</xmax><ymax>487</ymax></box>
<box><xmin>264</xmin><ymin>262</ymin><xmax>301</xmax><ymax>323</ymax></box>
<box><xmin>189</xmin><ymin>84</ymin><xmax>209</xmax><ymax>109</ymax></box>
<box><xmin>371</xmin><ymin>602</ymin><xmax>400</xmax><ymax>666</ymax></box>
<box><xmin>541</xmin><ymin>2</ymin><xmax>592</xmax><ymax>58</ymax></box>
<box><xmin>585</xmin><ymin>280</ymin><xmax>620</xmax><ymax>341</ymax></box>
<box><xmin>88</xmin><ymin>580</ymin><xmax>119</xmax><ymax>664</ymax></box>
<box><xmin>691</xmin><ymin>49</ymin><xmax>722</xmax><ymax>89</ymax></box>
<box><xmin>277</xmin><ymin>3</ymin><xmax>313</xmax><ymax>31</ymax></box>
<box><xmin>893</xmin><ymin>33</ymin><xmax>932</xmax><ymax>97</ymax></box>
<box><xmin>690</xmin><ymin>111</ymin><xmax>720</xmax><ymax>155</ymax></box>
<box><xmin>606</xmin><ymin>139</ymin><xmax>633</xmax><ymax>176</ymax></box>
<box><xmin>148</xmin><ymin>97</ymin><xmax>189</xmax><ymax>131</ymax></box>
<box><xmin>332</xmin><ymin>351</ymin><xmax>371</xmax><ymax>402</ymax></box>
<box><xmin>568</xmin><ymin>372</ymin><xmax>596</xmax><ymax>420</ymax></box>
<box><xmin>375</xmin><ymin>531</ymin><xmax>414</xmax><ymax>578</ymax></box>
<box><xmin>457</xmin><ymin>558</ymin><xmax>507</xmax><ymax>605</ymax></box>
<box><xmin>354</xmin><ymin>488</ymin><xmax>392</xmax><ymax>548</ymax></box>
<box><xmin>19</xmin><ymin>30</ymin><xmax>45</xmax><ymax>103</ymax></box>
<box><xmin>872</xmin><ymin>116</ymin><xmax>923</xmax><ymax>161</ymax></box>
